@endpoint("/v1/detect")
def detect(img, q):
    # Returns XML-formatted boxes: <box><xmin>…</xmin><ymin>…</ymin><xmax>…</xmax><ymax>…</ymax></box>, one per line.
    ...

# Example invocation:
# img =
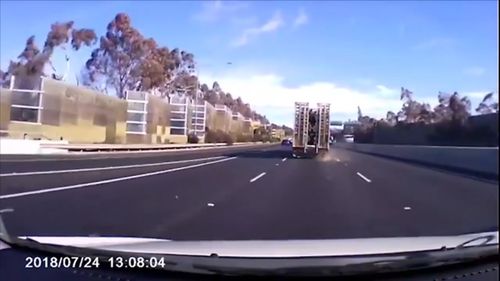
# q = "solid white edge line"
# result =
<box><xmin>0</xmin><ymin>157</ymin><xmax>238</xmax><ymax>199</ymax></box>
<box><xmin>0</xmin><ymin>156</ymin><xmax>226</xmax><ymax>177</ymax></box>
<box><xmin>281</xmin><ymin>158</ymin><xmax>287</xmax><ymax>162</ymax></box>
<box><xmin>249</xmin><ymin>172</ymin><xmax>267</xmax><ymax>183</ymax></box>
<box><xmin>356</xmin><ymin>172</ymin><xmax>372</xmax><ymax>183</ymax></box>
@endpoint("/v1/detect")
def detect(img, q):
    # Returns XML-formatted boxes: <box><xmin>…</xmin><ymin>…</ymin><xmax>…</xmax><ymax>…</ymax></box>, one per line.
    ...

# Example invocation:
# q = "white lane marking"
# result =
<box><xmin>335</xmin><ymin>158</ymin><xmax>341</xmax><ymax>162</ymax></box>
<box><xmin>356</xmin><ymin>172</ymin><xmax>372</xmax><ymax>183</ymax></box>
<box><xmin>404</xmin><ymin>206</ymin><xmax>411</xmax><ymax>210</ymax></box>
<box><xmin>0</xmin><ymin>157</ymin><xmax>238</xmax><ymax>200</ymax></box>
<box><xmin>207</xmin><ymin>203</ymin><xmax>215</xmax><ymax>207</ymax></box>
<box><xmin>281</xmin><ymin>158</ymin><xmax>287</xmax><ymax>162</ymax></box>
<box><xmin>0</xmin><ymin>208</ymin><xmax>14</xmax><ymax>213</ymax></box>
<box><xmin>249</xmin><ymin>172</ymin><xmax>267</xmax><ymax>183</ymax></box>
<box><xmin>275</xmin><ymin>163</ymin><xmax>279</xmax><ymax>166</ymax></box>
<box><xmin>0</xmin><ymin>156</ymin><xmax>226</xmax><ymax>177</ymax></box>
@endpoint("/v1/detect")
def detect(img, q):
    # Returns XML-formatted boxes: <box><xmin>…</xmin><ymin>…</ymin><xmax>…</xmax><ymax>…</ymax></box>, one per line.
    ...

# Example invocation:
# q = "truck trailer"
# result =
<box><xmin>292</xmin><ymin>102</ymin><xmax>331</xmax><ymax>158</ymax></box>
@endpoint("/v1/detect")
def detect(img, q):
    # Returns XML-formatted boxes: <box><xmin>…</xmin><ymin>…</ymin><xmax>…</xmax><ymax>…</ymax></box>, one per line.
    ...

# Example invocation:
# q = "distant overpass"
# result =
<box><xmin>330</xmin><ymin>120</ymin><xmax>359</xmax><ymax>135</ymax></box>
<box><xmin>330</xmin><ymin>121</ymin><xmax>359</xmax><ymax>126</ymax></box>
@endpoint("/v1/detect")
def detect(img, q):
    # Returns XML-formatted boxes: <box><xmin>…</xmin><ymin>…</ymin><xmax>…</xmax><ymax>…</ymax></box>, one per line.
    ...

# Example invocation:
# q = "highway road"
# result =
<box><xmin>0</xmin><ymin>144</ymin><xmax>497</xmax><ymax>241</ymax></box>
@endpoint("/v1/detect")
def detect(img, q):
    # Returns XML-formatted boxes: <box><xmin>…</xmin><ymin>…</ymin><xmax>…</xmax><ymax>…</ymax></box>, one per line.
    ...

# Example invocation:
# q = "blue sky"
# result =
<box><xmin>1</xmin><ymin>0</ymin><xmax>498</xmax><ymax>126</ymax></box>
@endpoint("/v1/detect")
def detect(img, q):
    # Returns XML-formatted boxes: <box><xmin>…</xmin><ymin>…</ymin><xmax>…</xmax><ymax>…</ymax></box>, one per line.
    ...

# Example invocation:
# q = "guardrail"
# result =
<box><xmin>334</xmin><ymin>142</ymin><xmax>498</xmax><ymax>180</ymax></box>
<box><xmin>40</xmin><ymin>142</ymin><xmax>267</xmax><ymax>152</ymax></box>
<box><xmin>0</xmin><ymin>139</ymin><xmax>70</xmax><ymax>154</ymax></box>
<box><xmin>0</xmin><ymin>138</ymin><xmax>275</xmax><ymax>154</ymax></box>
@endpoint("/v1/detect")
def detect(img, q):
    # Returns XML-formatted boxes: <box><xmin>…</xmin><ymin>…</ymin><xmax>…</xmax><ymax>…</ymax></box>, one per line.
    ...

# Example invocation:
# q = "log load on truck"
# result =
<box><xmin>292</xmin><ymin>102</ymin><xmax>331</xmax><ymax>158</ymax></box>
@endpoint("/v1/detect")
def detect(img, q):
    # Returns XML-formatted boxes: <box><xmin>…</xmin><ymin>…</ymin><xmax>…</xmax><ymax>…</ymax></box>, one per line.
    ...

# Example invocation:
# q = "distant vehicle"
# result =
<box><xmin>281</xmin><ymin>139</ymin><xmax>292</xmax><ymax>146</ymax></box>
<box><xmin>292</xmin><ymin>102</ymin><xmax>330</xmax><ymax>158</ymax></box>
<box><xmin>344</xmin><ymin>135</ymin><xmax>354</xmax><ymax>143</ymax></box>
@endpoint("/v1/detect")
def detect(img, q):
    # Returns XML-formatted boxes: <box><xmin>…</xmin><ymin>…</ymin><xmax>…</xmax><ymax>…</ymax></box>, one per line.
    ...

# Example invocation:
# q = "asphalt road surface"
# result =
<box><xmin>0</xmin><ymin>144</ymin><xmax>497</xmax><ymax>240</ymax></box>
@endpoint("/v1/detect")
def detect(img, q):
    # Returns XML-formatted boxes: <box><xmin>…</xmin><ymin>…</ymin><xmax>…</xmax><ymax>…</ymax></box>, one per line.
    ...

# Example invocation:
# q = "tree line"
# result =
<box><xmin>355</xmin><ymin>88</ymin><xmax>498</xmax><ymax>145</ymax></box>
<box><xmin>357</xmin><ymin>88</ymin><xmax>498</xmax><ymax>127</ymax></box>
<box><xmin>0</xmin><ymin>13</ymin><xmax>270</xmax><ymax>125</ymax></box>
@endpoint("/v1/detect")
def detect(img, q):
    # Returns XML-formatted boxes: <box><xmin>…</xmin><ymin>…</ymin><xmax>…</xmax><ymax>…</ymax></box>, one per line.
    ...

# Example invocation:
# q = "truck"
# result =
<box><xmin>292</xmin><ymin>102</ymin><xmax>331</xmax><ymax>158</ymax></box>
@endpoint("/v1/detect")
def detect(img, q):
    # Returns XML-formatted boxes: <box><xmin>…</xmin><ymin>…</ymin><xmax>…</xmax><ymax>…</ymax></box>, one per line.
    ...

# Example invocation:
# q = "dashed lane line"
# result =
<box><xmin>249</xmin><ymin>172</ymin><xmax>267</xmax><ymax>183</ymax></box>
<box><xmin>356</xmin><ymin>172</ymin><xmax>372</xmax><ymax>183</ymax></box>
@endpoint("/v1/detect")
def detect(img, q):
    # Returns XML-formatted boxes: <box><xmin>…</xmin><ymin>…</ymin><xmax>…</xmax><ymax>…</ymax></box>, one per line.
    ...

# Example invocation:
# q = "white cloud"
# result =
<box><xmin>198</xmin><ymin>66</ymin><xmax>496</xmax><ymax>125</ymax></box>
<box><xmin>293</xmin><ymin>9</ymin><xmax>308</xmax><ymax>27</ymax></box>
<box><xmin>354</xmin><ymin>78</ymin><xmax>375</xmax><ymax>86</ymax></box>
<box><xmin>464</xmin><ymin>91</ymin><xmax>492</xmax><ymax>99</ymax></box>
<box><xmin>231</xmin><ymin>11</ymin><xmax>284</xmax><ymax>47</ymax></box>
<box><xmin>200</xmin><ymin>70</ymin><xmax>409</xmax><ymax>126</ymax></box>
<box><xmin>463</xmin><ymin>67</ymin><xmax>486</xmax><ymax>77</ymax></box>
<box><xmin>412</xmin><ymin>38</ymin><xmax>454</xmax><ymax>50</ymax></box>
<box><xmin>375</xmin><ymin>85</ymin><xmax>397</xmax><ymax>96</ymax></box>
<box><xmin>192</xmin><ymin>1</ymin><xmax>249</xmax><ymax>23</ymax></box>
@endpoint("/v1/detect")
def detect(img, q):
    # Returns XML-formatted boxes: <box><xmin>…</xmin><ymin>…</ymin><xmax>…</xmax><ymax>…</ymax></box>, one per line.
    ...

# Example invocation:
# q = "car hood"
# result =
<box><xmin>15</xmin><ymin>231</ymin><xmax>498</xmax><ymax>257</ymax></box>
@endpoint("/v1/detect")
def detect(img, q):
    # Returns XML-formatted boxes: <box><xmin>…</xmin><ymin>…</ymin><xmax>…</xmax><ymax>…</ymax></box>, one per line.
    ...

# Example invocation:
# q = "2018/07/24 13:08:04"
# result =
<box><xmin>25</xmin><ymin>256</ymin><xmax>168</xmax><ymax>269</ymax></box>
